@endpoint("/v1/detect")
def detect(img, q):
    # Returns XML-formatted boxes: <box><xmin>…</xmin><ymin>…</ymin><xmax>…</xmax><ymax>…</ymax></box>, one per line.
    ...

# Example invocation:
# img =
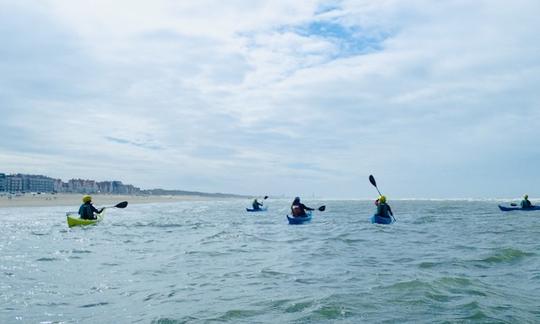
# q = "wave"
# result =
<box><xmin>151</xmin><ymin>317</ymin><xmax>198</xmax><ymax>324</ymax></box>
<box><xmin>36</xmin><ymin>257</ymin><xmax>59</xmax><ymax>262</ymax></box>
<box><xmin>79</xmin><ymin>302</ymin><xmax>109</xmax><ymax>308</ymax></box>
<box><xmin>477</xmin><ymin>248</ymin><xmax>534</xmax><ymax>265</ymax></box>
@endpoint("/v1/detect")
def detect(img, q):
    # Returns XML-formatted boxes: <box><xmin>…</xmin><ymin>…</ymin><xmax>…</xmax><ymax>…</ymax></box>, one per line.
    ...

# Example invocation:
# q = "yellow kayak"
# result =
<box><xmin>66</xmin><ymin>210</ymin><xmax>105</xmax><ymax>228</ymax></box>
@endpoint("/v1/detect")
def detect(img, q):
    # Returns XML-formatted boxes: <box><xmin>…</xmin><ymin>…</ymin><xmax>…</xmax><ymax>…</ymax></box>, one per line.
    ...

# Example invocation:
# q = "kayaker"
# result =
<box><xmin>291</xmin><ymin>197</ymin><xmax>314</xmax><ymax>217</ymax></box>
<box><xmin>375</xmin><ymin>195</ymin><xmax>393</xmax><ymax>219</ymax></box>
<box><xmin>252</xmin><ymin>198</ymin><xmax>264</xmax><ymax>210</ymax></box>
<box><xmin>521</xmin><ymin>194</ymin><xmax>533</xmax><ymax>209</ymax></box>
<box><xmin>78</xmin><ymin>195</ymin><xmax>104</xmax><ymax>220</ymax></box>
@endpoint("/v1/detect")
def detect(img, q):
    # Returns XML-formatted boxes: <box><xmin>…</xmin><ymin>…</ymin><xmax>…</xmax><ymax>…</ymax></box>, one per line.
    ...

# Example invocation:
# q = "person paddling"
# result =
<box><xmin>290</xmin><ymin>197</ymin><xmax>314</xmax><ymax>217</ymax></box>
<box><xmin>252</xmin><ymin>198</ymin><xmax>264</xmax><ymax>211</ymax></box>
<box><xmin>521</xmin><ymin>194</ymin><xmax>533</xmax><ymax>209</ymax></box>
<box><xmin>374</xmin><ymin>195</ymin><xmax>393</xmax><ymax>219</ymax></box>
<box><xmin>79</xmin><ymin>195</ymin><xmax>104</xmax><ymax>220</ymax></box>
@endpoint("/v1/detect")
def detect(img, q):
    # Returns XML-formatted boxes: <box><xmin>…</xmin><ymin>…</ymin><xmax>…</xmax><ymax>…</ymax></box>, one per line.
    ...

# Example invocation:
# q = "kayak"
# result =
<box><xmin>371</xmin><ymin>214</ymin><xmax>394</xmax><ymax>224</ymax></box>
<box><xmin>66</xmin><ymin>211</ymin><xmax>105</xmax><ymax>228</ymax></box>
<box><xmin>246</xmin><ymin>207</ymin><xmax>268</xmax><ymax>212</ymax></box>
<box><xmin>287</xmin><ymin>212</ymin><xmax>312</xmax><ymax>225</ymax></box>
<box><xmin>498</xmin><ymin>205</ymin><xmax>540</xmax><ymax>211</ymax></box>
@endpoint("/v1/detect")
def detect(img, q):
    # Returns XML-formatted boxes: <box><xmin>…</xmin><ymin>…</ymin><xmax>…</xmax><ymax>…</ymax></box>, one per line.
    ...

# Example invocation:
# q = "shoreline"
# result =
<box><xmin>0</xmin><ymin>193</ymin><xmax>242</xmax><ymax>208</ymax></box>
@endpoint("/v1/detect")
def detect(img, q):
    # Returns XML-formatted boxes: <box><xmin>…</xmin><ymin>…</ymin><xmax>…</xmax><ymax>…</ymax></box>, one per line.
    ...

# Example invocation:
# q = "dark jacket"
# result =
<box><xmin>521</xmin><ymin>199</ymin><xmax>533</xmax><ymax>208</ymax></box>
<box><xmin>252</xmin><ymin>199</ymin><xmax>263</xmax><ymax>210</ymax></box>
<box><xmin>79</xmin><ymin>202</ymin><xmax>100</xmax><ymax>220</ymax></box>
<box><xmin>376</xmin><ymin>203</ymin><xmax>393</xmax><ymax>218</ymax></box>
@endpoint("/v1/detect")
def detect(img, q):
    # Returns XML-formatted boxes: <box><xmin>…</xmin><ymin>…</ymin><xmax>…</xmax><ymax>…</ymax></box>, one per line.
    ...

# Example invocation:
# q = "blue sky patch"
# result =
<box><xmin>278</xmin><ymin>19</ymin><xmax>392</xmax><ymax>59</ymax></box>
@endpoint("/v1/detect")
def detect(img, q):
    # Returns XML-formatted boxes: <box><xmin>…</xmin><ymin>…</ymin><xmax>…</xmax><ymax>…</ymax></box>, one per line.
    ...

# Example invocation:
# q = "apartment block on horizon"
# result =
<box><xmin>0</xmin><ymin>173</ymin><xmax>140</xmax><ymax>194</ymax></box>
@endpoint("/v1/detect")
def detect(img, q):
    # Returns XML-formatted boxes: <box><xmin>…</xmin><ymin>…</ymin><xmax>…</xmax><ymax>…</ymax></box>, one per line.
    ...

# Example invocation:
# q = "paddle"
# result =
<box><xmin>103</xmin><ymin>201</ymin><xmax>129</xmax><ymax>209</ymax></box>
<box><xmin>369</xmin><ymin>175</ymin><xmax>382</xmax><ymax>196</ymax></box>
<box><xmin>66</xmin><ymin>201</ymin><xmax>128</xmax><ymax>215</ymax></box>
<box><xmin>369</xmin><ymin>175</ymin><xmax>395</xmax><ymax>222</ymax></box>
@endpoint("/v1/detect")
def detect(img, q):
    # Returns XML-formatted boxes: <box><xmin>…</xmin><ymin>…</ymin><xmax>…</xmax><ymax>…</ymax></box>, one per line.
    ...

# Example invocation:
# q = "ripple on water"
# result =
<box><xmin>379</xmin><ymin>276</ymin><xmax>491</xmax><ymax>306</ymax></box>
<box><xmin>151</xmin><ymin>316</ymin><xmax>198</xmax><ymax>324</ymax></box>
<box><xmin>220</xmin><ymin>309</ymin><xmax>261</xmax><ymax>320</ymax></box>
<box><xmin>309</xmin><ymin>305</ymin><xmax>350</xmax><ymax>321</ymax></box>
<box><xmin>35</xmin><ymin>257</ymin><xmax>59</xmax><ymax>262</ymax></box>
<box><xmin>71</xmin><ymin>249</ymin><xmax>92</xmax><ymax>254</ymax></box>
<box><xmin>31</xmin><ymin>231</ymin><xmax>49</xmax><ymax>236</ymax></box>
<box><xmin>480</xmin><ymin>248</ymin><xmax>534</xmax><ymax>264</ymax></box>
<box><xmin>79</xmin><ymin>302</ymin><xmax>109</xmax><ymax>308</ymax></box>
<box><xmin>284</xmin><ymin>300</ymin><xmax>314</xmax><ymax>313</ymax></box>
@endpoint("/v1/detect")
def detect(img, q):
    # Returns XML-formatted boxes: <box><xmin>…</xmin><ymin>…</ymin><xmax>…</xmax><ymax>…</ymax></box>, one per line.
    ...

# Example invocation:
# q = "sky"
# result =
<box><xmin>1</xmin><ymin>0</ymin><xmax>539</xmax><ymax>199</ymax></box>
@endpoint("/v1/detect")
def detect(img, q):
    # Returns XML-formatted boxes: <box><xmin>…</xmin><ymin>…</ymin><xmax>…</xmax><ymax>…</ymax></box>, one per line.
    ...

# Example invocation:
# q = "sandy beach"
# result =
<box><xmin>0</xmin><ymin>193</ymin><xmax>238</xmax><ymax>208</ymax></box>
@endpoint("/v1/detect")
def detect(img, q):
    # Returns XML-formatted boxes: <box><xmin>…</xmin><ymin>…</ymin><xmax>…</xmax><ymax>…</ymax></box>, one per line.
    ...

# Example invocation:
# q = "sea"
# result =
<box><xmin>1</xmin><ymin>199</ymin><xmax>539</xmax><ymax>323</ymax></box>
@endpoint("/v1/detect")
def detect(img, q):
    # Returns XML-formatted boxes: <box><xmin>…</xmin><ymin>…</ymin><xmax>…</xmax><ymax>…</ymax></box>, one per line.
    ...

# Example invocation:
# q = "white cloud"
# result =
<box><xmin>1</xmin><ymin>0</ymin><xmax>539</xmax><ymax>197</ymax></box>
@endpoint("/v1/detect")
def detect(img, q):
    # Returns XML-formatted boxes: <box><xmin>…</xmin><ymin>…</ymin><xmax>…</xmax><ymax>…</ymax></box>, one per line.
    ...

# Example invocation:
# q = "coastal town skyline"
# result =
<box><xmin>0</xmin><ymin>172</ymin><xmax>246</xmax><ymax>198</ymax></box>
<box><xmin>0</xmin><ymin>172</ymin><xmax>140</xmax><ymax>194</ymax></box>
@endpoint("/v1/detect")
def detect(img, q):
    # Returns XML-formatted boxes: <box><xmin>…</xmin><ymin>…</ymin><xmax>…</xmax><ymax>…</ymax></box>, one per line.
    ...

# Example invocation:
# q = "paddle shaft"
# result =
<box><xmin>67</xmin><ymin>201</ymin><xmax>128</xmax><ymax>214</ymax></box>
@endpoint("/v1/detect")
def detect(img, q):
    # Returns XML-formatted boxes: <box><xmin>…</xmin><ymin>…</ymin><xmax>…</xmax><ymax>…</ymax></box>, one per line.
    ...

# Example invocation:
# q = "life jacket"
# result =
<box><xmin>79</xmin><ymin>203</ymin><xmax>95</xmax><ymax>220</ymax></box>
<box><xmin>252</xmin><ymin>199</ymin><xmax>260</xmax><ymax>209</ymax></box>
<box><xmin>291</xmin><ymin>204</ymin><xmax>305</xmax><ymax>216</ymax></box>
<box><xmin>376</xmin><ymin>203</ymin><xmax>391</xmax><ymax>217</ymax></box>
<box><xmin>521</xmin><ymin>199</ymin><xmax>532</xmax><ymax>208</ymax></box>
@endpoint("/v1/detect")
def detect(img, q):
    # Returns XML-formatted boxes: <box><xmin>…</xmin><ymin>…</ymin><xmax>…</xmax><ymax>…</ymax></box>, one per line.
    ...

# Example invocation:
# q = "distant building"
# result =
<box><xmin>6</xmin><ymin>175</ymin><xmax>23</xmax><ymax>192</ymax></box>
<box><xmin>67</xmin><ymin>179</ymin><xmax>99</xmax><ymax>193</ymax></box>
<box><xmin>0</xmin><ymin>172</ymin><xmax>140</xmax><ymax>194</ymax></box>
<box><xmin>19</xmin><ymin>174</ymin><xmax>55</xmax><ymax>192</ymax></box>
<box><xmin>97</xmin><ymin>181</ymin><xmax>113</xmax><ymax>193</ymax></box>
<box><xmin>0</xmin><ymin>173</ymin><xmax>5</xmax><ymax>192</ymax></box>
<box><xmin>112</xmin><ymin>181</ymin><xmax>126</xmax><ymax>194</ymax></box>
<box><xmin>53</xmin><ymin>179</ymin><xmax>64</xmax><ymax>192</ymax></box>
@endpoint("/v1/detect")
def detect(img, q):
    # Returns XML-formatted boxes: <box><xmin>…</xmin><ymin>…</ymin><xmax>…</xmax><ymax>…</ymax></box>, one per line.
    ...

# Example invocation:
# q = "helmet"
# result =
<box><xmin>524</xmin><ymin>194</ymin><xmax>529</xmax><ymax>199</ymax></box>
<box><xmin>293</xmin><ymin>197</ymin><xmax>300</xmax><ymax>203</ymax></box>
<box><xmin>378</xmin><ymin>195</ymin><xmax>387</xmax><ymax>203</ymax></box>
<box><xmin>82</xmin><ymin>195</ymin><xmax>92</xmax><ymax>203</ymax></box>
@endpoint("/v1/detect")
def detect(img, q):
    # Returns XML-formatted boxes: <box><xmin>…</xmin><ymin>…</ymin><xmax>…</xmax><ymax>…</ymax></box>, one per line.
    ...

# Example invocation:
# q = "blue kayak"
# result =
<box><xmin>371</xmin><ymin>214</ymin><xmax>394</xmax><ymax>224</ymax></box>
<box><xmin>246</xmin><ymin>207</ymin><xmax>268</xmax><ymax>212</ymax></box>
<box><xmin>287</xmin><ymin>212</ymin><xmax>312</xmax><ymax>224</ymax></box>
<box><xmin>498</xmin><ymin>205</ymin><xmax>540</xmax><ymax>211</ymax></box>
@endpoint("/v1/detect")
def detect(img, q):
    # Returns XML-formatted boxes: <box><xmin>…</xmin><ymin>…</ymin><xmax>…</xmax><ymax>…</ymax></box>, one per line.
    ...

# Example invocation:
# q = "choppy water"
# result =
<box><xmin>1</xmin><ymin>200</ymin><xmax>539</xmax><ymax>323</ymax></box>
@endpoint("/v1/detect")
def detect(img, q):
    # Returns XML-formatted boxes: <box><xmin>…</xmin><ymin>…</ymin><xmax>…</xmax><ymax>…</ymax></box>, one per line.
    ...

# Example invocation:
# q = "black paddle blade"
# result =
<box><xmin>369</xmin><ymin>175</ymin><xmax>377</xmax><ymax>187</ymax></box>
<box><xmin>264</xmin><ymin>196</ymin><xmax>268</xmax><ymax>199</ymax></box>
<box><xmin>318</xmin><ymin>205</ymin><xmax>326</xmax><ymax>211</ymax></box>
<box><xmin>115</xmin><ymin>201</ymin><xmax>128</xmax><ymax>208</ymax></box>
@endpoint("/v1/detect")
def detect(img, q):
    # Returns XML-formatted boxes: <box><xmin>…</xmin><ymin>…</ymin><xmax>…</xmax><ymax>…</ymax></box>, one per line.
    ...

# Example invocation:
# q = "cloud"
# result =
<box><xmin>1</xmin><ymin>0</ymin><xmax>539</xmax><ymax>198</ymax></box>
<box><xmin>104</xmin><ymin>136</ymin><xmax>163</xmax><ymax>150</ymax></box>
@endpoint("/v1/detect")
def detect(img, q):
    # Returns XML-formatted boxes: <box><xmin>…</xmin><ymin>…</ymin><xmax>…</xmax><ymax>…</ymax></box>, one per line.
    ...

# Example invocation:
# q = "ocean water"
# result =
<box><xmin>1</xmin><ymin>200</ymin><xmax>539</xmax><ymax>323</ymax></box>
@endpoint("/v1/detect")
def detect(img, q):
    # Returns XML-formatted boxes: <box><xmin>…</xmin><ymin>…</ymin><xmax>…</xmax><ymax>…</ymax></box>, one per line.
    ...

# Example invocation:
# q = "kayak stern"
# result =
<box><xmin>371</xmin><ymin>214</ymin><xmax>394</xmax><ymax>224</ymax></box>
